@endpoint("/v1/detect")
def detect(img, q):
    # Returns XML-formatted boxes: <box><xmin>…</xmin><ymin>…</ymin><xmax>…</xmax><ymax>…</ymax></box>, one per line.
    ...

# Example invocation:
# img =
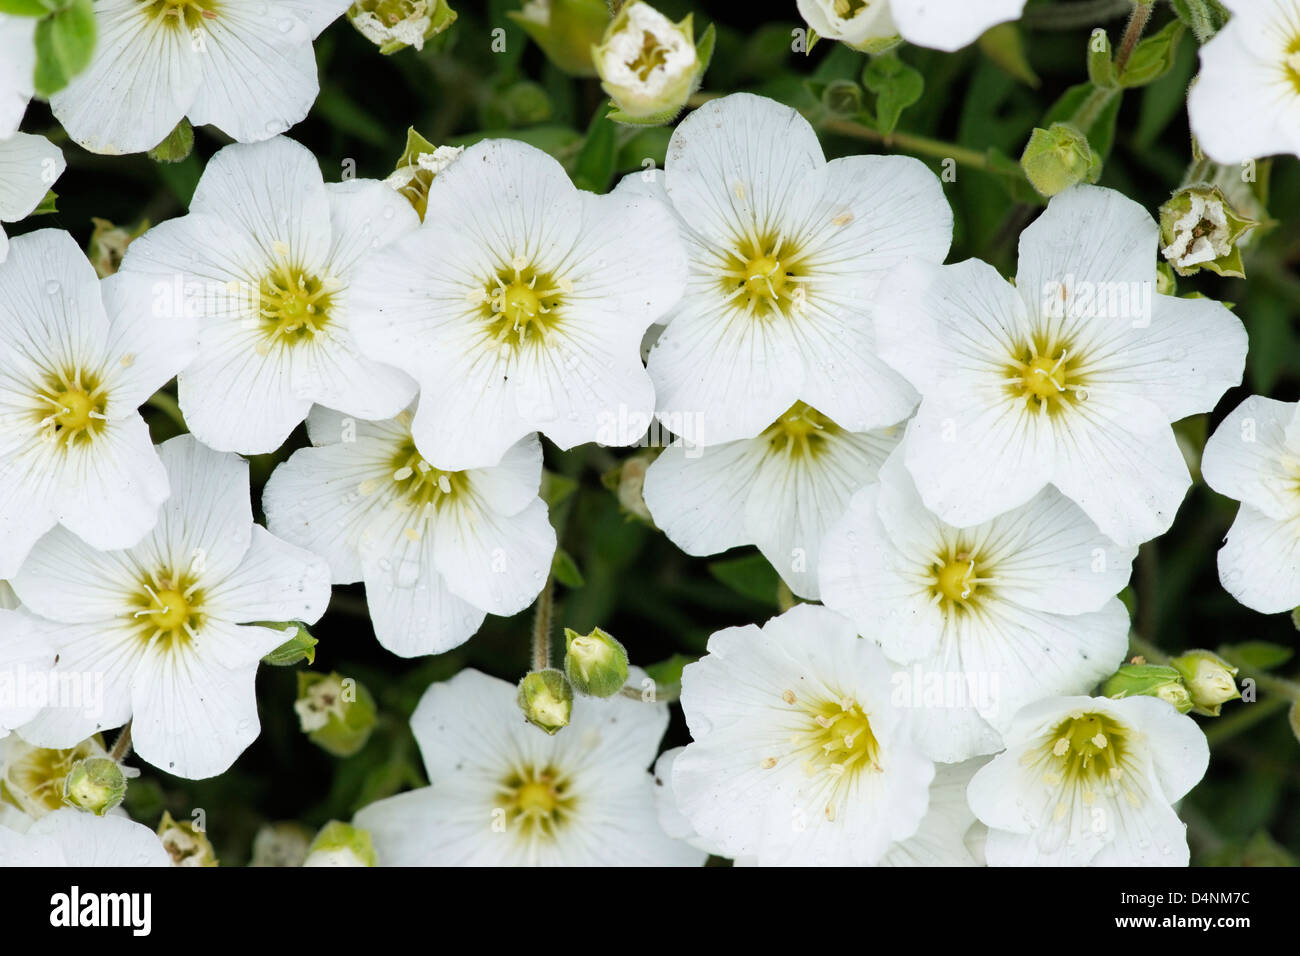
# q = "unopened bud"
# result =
<box><xmin>593</xmin><ymin>2</ymin><xmax>713</xmax><ymax>125</ymax></box>
<box><xmin>1101</xmin><ymin>663</ymin><xmax>1193</xmax><ymax>714</ymax></box>
<box><xmin>295</xmin><ymin>672</ymin><xmax>378</xmax><ymax>757</ymax></box>
<box><xmin>62</xmin><ymin>758</ymin><xmax>127</xmax><ymax>816</ymax></box>
<box><xmin>303</xmin><ymin>821</ymin><xmax>377</xmax><ymax>867</ymax></box>
<box><xmin>564</xmin><ymin>626</ymin><xmax>630</xmax><ymax>698</ymax></box>
<box><xmin>1020</xmin><ymin>123</ymin><xmax>1099</xmax><ymax>198</ymax></box>
<box><xmin>1170</xmin><ymin>650</ymin><xmax>1241</xmax><ymax>716</ymax></box>
<box><xmin>516</xmin><ymin>669</ymin><xmax>573</xmax><ymax>735</ymax></box>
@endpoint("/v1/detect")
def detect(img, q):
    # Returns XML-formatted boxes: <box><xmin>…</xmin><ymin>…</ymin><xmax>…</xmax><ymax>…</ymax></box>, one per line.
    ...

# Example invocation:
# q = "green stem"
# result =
<box><xmin>109</xmin><ymin>721</ymin><xmax>133</xmax><ymax>763</ymax></box>
<box><xmin>531</xmin><ymin>577</ymin><xmax>554</xmax><ymax>671</ymax></box>
<box><xmin>1022</xmin><ymin>0</ymin><xmax>1135</xmax><ymax>30</ymax></box>
<box><xmin>1204</xmin><ymin>696</ymin><xmax>1289</xmax><ymax>747</ymax></box>
<box><xmin>1114</xmin><ymin>2</ymin><xmax>1154</xmax><ymax>74</ymax></box>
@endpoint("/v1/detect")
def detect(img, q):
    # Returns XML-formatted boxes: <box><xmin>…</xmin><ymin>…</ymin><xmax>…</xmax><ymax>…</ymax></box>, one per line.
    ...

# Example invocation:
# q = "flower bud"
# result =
<box><xmin>796</xmin><ymin>0</ymin><xmax>901</xmax><ymax>54</ymax></box>
<box><xmin>1</xmin><ymin>738</ymin><xmax>108</xmax><ymax>820</ymax></box>
<box><xmin>564</xmin><ymin>626</ymin><xmax>630</xmax><ymax>698</ymax></box>
<box><xmin>158</xmin><ymin>811</ymin><xmax>219</xmax><ymax>867</ymax></box>
<box><xmin>1101</xmin><ymin>663</ymin><xmax>1193</xmax><ymax>714</ymax></box>
<box><xmin>348</xmin><ymin>0</ymin><xmax>457</xmax><ymax>55</ymax></box>
<box><xmin>509</xmin><ymin>0</ymin><xmax>610</xmax><ymax>77</ymax></box>
<box><xmin>303</xmin><ymin>821</ymin><xmax>377</xmax><ymax>867</ymax></box>
<box><xmin>1159</xmin><ymin>184</ymin><xmax>1259</xmax><ymax>278</ymax></box>
<box><xmin>592</xmin><ymin>2</ymin><xmax>713</xmax><ymax>125</ymax></box>
<box><xmin>87</xmin><ymin>217</ymin><xmax>148</xmax><ymax>278</ymax></box>
<box><xmin>295</xmin><ymin>672</ymin><xmax>378</xmax><ymax>757</ymax></box>
<box><xmin>385</xmin><ymin>127</ymin><xmax>465</xmax><ymax>221</ymax></box>
<box><xmin>516</xmin><ymin>669</ymin><xmax>573</xmax><ymax>735</ymax></box>
<box><xmin>601</xmin><ymin>449</ymin><xmax>655</xmax><ymax>524</ymax></box>
<box><xmin>250</xmin><ymin>822</ymin><xmax>313</xmax><ymax>867</ymax></box>
<box><xmin>62</xmin><ymin>757</ymin><xmax>127</xmax><ymax>816</ymax></box>
<box><xmin>1170</xmin><ymin>650</ymin><xmax>1241</xmax><ymax>716</ymax></box>
<box><xmin>1020</xmin><ymin>123</ymin><xmax>1099</xmax><ymax>198</ymax></box>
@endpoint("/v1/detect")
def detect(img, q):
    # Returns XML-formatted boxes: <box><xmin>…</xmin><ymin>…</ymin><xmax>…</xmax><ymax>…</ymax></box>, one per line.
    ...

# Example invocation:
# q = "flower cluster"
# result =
<box><xmin>0</xmin><ymin>0</ymin><xmax>1286</xmax><ymax>870</ymax></box>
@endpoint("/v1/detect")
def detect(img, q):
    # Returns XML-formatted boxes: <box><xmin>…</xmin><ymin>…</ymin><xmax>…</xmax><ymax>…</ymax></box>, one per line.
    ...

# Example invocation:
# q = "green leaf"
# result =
<box><xmin>259</xmin><ymin>623</ymin><xmax>318</xmax><ymax>667</ymax></box>
<box><xmin>708</xmin><ymin>552</ymin><xmax>780</xmax><ymax>606</ymax></box>
<box><xmin>1222</xmin><ymin>641</ymin><xmax>1294</xmax><ymax>673</ymax></box>
<box><xmin>571</xmin><ymin>109</ymin><xmax>617</xmax><ymax>193</ymax></box>
<box><xmin>1086</xmin><ymin>29</ymin><xmax>1116</xmax><ymax>89</ymax></box>
<box><xmin>551</xmin><ymin>548</ymin><xmax>586</xmax><ymax>589</ymax></box>
<box><xmin>1168</xmin><ymin>0</ymin><xmax>1230</xmax><ymax>43</ymax></box>
<box><xmin>0</xmin><ymin>0</ymin><xmax>54</xmax><ymax>16</ymax></box>
<box><xmin>32</xmin><ymin>0</ymin><xmax>95</xmax><ymax>98</ymax></box>
<box><xmin>978</xmin><ymin>22</ymin><xmax>1039</xmax><ymax>88</ymax></box>
<box><xmin>1118</xmin><ymin>20</ymin><xmax>1185</xmax><ymax>89</ymax></box>
<box><xmin>862</xmin><ymin>52</ymin><xmax>923</xmax><ymax>136</ymax></box>
<box><xmin>31</xmin><ymin>188</ymin><xmax>57</xmax><ymax>215</ymax></box>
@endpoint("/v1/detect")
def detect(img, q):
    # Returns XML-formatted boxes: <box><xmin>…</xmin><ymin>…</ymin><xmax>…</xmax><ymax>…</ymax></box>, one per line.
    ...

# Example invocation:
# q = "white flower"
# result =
<box><xmin>873</xmin><ymin>184</ymin><xmax>1247</xmax><ymax>548</ymax></box>
<box><xmin>119</xmin><ymin>136</ymin><xmax>421</xmax><ymax>454</ymax></box>
<box><xmin>383</xmin><ymin>144</ymin><xmax>464</xmax><ymax>192</ymax></box>
<box><xmin>643</xmin><ymin>402</ymin><xmax>900</xmax><ymax>599</ymax></box>
<box><xmin>0</xmin><ymin>807</ymin><xmax>170</xmax><ymax>866</ymax></box>
<box><xmin>0</xmin><ymin>13</ymin><xmax>35</xmax><ymax>140</ymax></box>
<box><xmin>968</xmin><ymin>695</ymin><xmax>1209</xmax><ymax>866</ymax></box>
<box><xmin>0</xmin><ymin>607</ymin><xmax>54</xmax><ymax>739</ymax></box>
<box><xmin>656</xmin><ymin>745</ymin><xmax>986</xmax><ymax>866</ymax></box>
<box><xmin>797</xmin><ymin>0</ymin><xmax>1027</xmax><ymax>54</ymax></box>
<box><xmin>49</xmin><ymin>0</ymin><xmax>352</xmax><ymax>155</ymax></box>
<box><xmin>1188</xmin><ymin>0</ymin><xmax>1300</xmax><ymax>162</ymax></box>
<box><xmin>0</xmin><ymin>132</ymin><xmax>65</xmax><ymax>262</ymax></box>
<box><xmin>353</xmin><ymin>668</ymin><xmax>705</xmax><ymax>866</ymax></box>
<box><xmin>820</xmin><ymin>454</ymin><xmax>1135</xmax><ymax>762</ymax></box>
<box><xmin>10</xmin><ymin>435</ymin><xmax>332</xmax><ymax>780</ymax></box>
<box><xmin>641</xmin><ymin>93</ymin><xmax>951</xmax><ymax>448</ymax></box>
<box><xmin>1201</xmin><ymin>394</ymin><xmax>1300</xmax><ymax>613</ymax></box>
<box><xmin>0</xmin><ymin>229</ymin><xmax>198</xmax><ymax>577</ymax></box>
<box><xmin>349</xmin><ymin>137</ymin><xmax>687</xmax><ymax>470</ymax></box>
<box><xmin>263</xmin><ymin>405</ymin><xmax>556</xmax><ymax>657</ymax></box>
<box><xmin>673</xmin><ymin>603</ymin><xmax>934</xmax><ymax>866</ymax></box>
<box><xmin>594</xmin><ymin>1</ymin><xmax>698</xmax><ymax>120</ymax></box>
<box><xmin>352</xmin><ymin>0</ymin><xmax>446</xmax><ymax>52</ymax></box>
<box><xmin>1161</xmin><ymin>190</ymin><xmax>1231</xmax><ymax>270</ymax></box>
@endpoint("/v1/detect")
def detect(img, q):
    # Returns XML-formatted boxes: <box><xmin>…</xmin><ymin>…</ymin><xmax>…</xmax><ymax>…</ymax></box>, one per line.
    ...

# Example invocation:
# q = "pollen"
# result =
<box><xmin>258</xmin><ymin>253</ymin><xmax>335</xmax><ymax>346</ymax></box>
<box><xmin>1038</xmin><ymin>712</ymin><xmax>1135</xmax><ymax>797</ymax></box>
<box><xmin>389</xmin><ymin>438</ymin><xmax>466</xmax><ymax>512</ymax></box>
<box><xmin>131</xmin><ymin>570</ymin><xmax>203</xmax><ymax>649</ymax></box>
<box><xmin>140</xmin><ymin>0</ymin><xmax>221</xmax><ymax>32</ymax></box>
<box><xmin>720</xmin><ymin>231</ymin><xmax>810</xmax><ymax>320</ymax></box>
<box><xmin>480</xmin><ymin>259</ymin><xmax>568</xmax><ymax>350</ymax></box>
<box><xmin>497</xmin><ymin>764</ymin><xmax>575</xmax><ymax>839</ymax></box>
<box><xmin>1005</xmin><ymin>334</ymin><xmax>1088</xmax><ymax>415</ymax></box>
<box><xmin>928</xmin><ymin>547</ymin><xmax>992</xmax><ymax>613</ymax></box>
<box><xmin>35</xmin><ymin>368</ymin><xmax>108</xmax><ymax>447</ymax></box>
<box><xmin>761</xmin><ymin>401</ymin><xmax>840</xmax><ymax>459</ymax></box>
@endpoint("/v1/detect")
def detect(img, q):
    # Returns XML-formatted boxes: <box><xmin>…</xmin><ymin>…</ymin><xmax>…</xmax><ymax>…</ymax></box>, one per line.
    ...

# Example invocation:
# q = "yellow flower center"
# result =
<box><xmin>498</xmin><ymin>765</ymin><xmax>575</xmax><ymax>838</ymax></box>
<box><xmin>833</xmin><ymin>0</ymin><xmax>872</xmax><ymax>19</ymax></box>
<box><xmin>138</xmin><ymin>0</ymin><xmax>219</xmax><ymax>31</ymax></box>
<box><xmin>478</xmin><ymin>257</ymin><xmax>569</xmax><ymax>350</ymax></box>
<box><xmin>259</xmin><ymin>256</ymin><xmax>334</xmax><ymax>348</ymax></box>
<box><xmin>1005</xmin><ymin>336</ymin><xmax>1087</xmax><ymax>414</ymax></box>
<box><xmin>627</xmin><ymin>30</ymin><xmax>671</xmax><ymax>81</ymax></box>
<box><xmin>132</xmin><ymin>573</ymin><xmax>202</xmax><ymax>648</ymax></box>
<box><xmin>36</xmin><ymin>370</ymin><xmax>108</xmax><ymax>447</ymax></box>
<box><xmin>761</xmin><ymin>401</ymin><xmax>839</xmax><ymax>458</ymax></box>
<box><xmin>1284</xmin><ymin>36</ymin><xmax>1300</xmax><ymax>95</ymax></box>
<box><xmin>929</xmin><ymin>547</ymin><xmax>990</xmax><ymax>613</ymax></box>
<box><xmin>387</xmin><ymin>439</ymin><xmax>465</xmax><ymax>513</ymax></box>
<box><xmin>721</xmin><ymin>233</ymin><xmax>809</xmax><ymax>320</ymax></box>
<box><xmin>1028</xmin><ymin>712</ymin><xmax>1141</xmax><ymax>817</ymax></box>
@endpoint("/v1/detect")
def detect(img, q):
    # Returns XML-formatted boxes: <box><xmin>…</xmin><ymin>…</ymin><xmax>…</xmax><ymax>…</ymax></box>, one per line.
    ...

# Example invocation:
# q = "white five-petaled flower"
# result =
<box><xmin>655</xmin><ymin>745</ymin><xmax>987</xmax><ymax>866</ymax></box>
<box><xmin>639</xmin><ymin>93</ymin><xmax>951</xmax><ymax>448</ymax></box>
<box><xmin>263</xmin><ymin>405</ymin><xmax>556</xmax><ymax>657</ymax></box>
<box><xmin>49</xmin><ymin>0</ymin><xmax>352</xmax><ymax>155</ymax></box>
<box><xmin>349</xmin><ymin>137</ymin><xmax>687</xmax><ymax>470</ymax></box>
<box><xmin>10</xmin><ymin>435</ymin><xmax>332</xmax><ymax>780</ymax></box>
<box><xmin>1188</xmin><ymin>0</ymin><xmax>1300</xmax><ymax>162</ymax></box>
<box><xmin>119</xmin><ymin>136</ymin><xmax>421</xmax><ymax>454</ymax></box>
<box><xmin>0</xmin><ymin>229</ymin><xmax>198</xmax><ymax>577</ymax></box>
<box><xmin>673</xmin><ymin>603</ymin><xmax>935</xmax><ymax>866</ymax></box>
<box><xmin>643</xmin><ymin>402</ymin><xmax>900</xmax><ymax>599</ymax></box>
<box><xmin>819</xmin><ymin>453</ymin><xmax>1135</xmax><ymax>762</ymax></box>
<box><xmin>0</xmin><ymin>131</ymin><xmax>65</xmax><ymax>262</ymax></box>
<box><xmin>0</xmin><ymin>807</ymin><xmax>170</xmax><ymax>866</ymax></box>
<box><xmin>797</xmin><ymin>0</ymin><xmax>1027</xmax><ymax>54</ymax></box>
<box><xmin>0</xmin><ymin>13</ymin><xmax>34</xmax><ymax>139</ymax></box>
<box><xmin>0</xmin><ymin>602</ymin><xmax>54</xmax><ymax>739</ymax></box>
<box><xmin>353</xmin><ymin>668</ymin><xmax>706</xmax><ymax>866</ymax></box>
<box><xmin>1201</xmin><ymin>394</ymin><xmax>1300</xmax><ymax>613</ymax></box>
<box><xmin>873</xmin><ymin>184</ymin><xmax>1247</xmax><ymax>548</ymax></box>
<box><xmin>967</xmin><ymin>695</ymin><xmax>1209</xmax><ymax>866</ymax></box>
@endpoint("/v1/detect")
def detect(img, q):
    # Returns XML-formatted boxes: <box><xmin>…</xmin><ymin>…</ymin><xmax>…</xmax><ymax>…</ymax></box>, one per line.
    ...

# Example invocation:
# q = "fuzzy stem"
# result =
<box><xmin>531</xmin><ymin>577</ymin><xmax>554</xmax><ymax>671</ymax></box>
<box><xmin>109</xmin><ymin>721</ymin><xmax>133</xmax><ymax>763</ymax></box>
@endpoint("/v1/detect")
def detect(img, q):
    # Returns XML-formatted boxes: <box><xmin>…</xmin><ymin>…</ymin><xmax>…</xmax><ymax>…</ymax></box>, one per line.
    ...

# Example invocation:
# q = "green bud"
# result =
<box><xmin>158</xmin><ymin>811</ymin><xmax>218</xmax><ymax>867</ymax></box>
<box><xmin>1159</xmin><ymin>185</ymin><xmax>1259</xmax><ymax>279</ymax></box>
<box><xmin>509</xmin><ymin>0</ymin><xmax>610</xmax><ymax>76</ymax></box>
<box><xmin>1019</xmin><ymin>123</ymin><xmax>1099</xmax><ymax>198</ymax></box>
<box><xmin>592</xmin><ymin>2</ymin><xmax>713</xmax><ymax>125</ymax></box>
<box><xmin>1102</xmin><ymin>663</ymin><xmax>1193</xmax><ymax>714</ymax></box>
<box><xmin>250</xmin><ymin>822</ymin><xmax>313</xmax><ymax>867</ymax></box>
<box><xmin>295</xmin><ymin>672</ymin><xmax>378</xmax><ymax>758</ymax></box>
<box><xmin>386</xmin><ymin>127</ymin><xmax>464</xmax><ymax>221</ymax></box>
<box><xmin>348</xmin><ymin>0</ymin><xmax>457</xmax><ymax>55</ymax></box>
<box><xmin>480</xmin><ymin>80</ymin><xmax>553</xmax><ymax>129</ymax></box>
<box><xmin>147</xmin><ymin>118</ymin><xmax>194</xmax><ymax>164</ymax></box>
<box><xmin>516</xmin><ymin>669</ymin><xmax>573</xmax><ymax>735</ymax></box>
<box><xmin>62</xmin><ymin>757</ymin><xmax>127</xmax><ymax>816</ymax></box>
<box><xmin>563</xmin><ymin>626</ymin><xmax>630</xmax><ymax>698</ymax></box>
<box><xmin>258</xmin><ymin>621</ymin><xmax>318</xmax><ymax>667</ymax></box>
<box><xmin>1</xmin><ymin>738</ymin><xmax>108</xmax><ymax>820</ymax></box>
<box><xmin>303</xmin><ymin>821</ymin><xmax>377</xmax><ymax>867</ymax></box>
<box><xmin>1170</xmin><ymin>650</ymin><xmax>1241</xmax><ymax>716</ymax></box>
<box><xmin>821</xmin><ymin>79</ymin><xmax>864</xmax><ymax>118</ymax></box>
<box><xmin>87</xmin><ymin>217</ymin><xmax>149</xmax><ymax>279</ymax></box>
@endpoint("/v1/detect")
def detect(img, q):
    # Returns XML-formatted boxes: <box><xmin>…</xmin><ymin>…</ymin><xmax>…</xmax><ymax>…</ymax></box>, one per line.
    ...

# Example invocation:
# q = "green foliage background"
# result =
<box><xmin>11</xmin><ymin>0</ymin><xmax>1299</xmax><ymax>865</ymax></box>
